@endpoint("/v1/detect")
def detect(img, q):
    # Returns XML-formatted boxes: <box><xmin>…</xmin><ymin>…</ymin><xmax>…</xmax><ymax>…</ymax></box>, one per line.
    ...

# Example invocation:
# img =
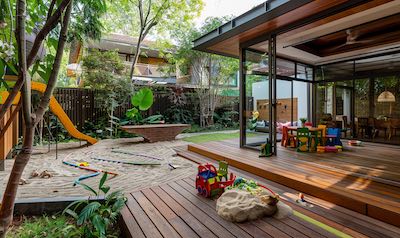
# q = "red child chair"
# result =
<box><xmin>281</xmin><ymin>126</ymin><xmax>296</xmax><ymax>147</ymax></box>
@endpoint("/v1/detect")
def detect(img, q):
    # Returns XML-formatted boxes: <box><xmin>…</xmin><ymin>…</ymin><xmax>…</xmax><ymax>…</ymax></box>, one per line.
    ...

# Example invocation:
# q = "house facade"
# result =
<box><xmin>193</xmin><ymin>0</ymin><xmax>400</xmax><ymax>152</ymax></box>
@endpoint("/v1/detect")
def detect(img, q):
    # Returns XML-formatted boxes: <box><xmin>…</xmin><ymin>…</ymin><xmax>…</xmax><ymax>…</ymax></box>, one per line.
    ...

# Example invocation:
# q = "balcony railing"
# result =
<box><xmin>124</xmin><ymin>62</ymin><xmax>175</xmax><ymax>78</ymax></box>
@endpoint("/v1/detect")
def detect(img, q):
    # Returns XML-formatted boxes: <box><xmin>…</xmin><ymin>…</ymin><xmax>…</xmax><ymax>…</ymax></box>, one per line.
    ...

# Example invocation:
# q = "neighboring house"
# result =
<box><xmin>64</xmin><ymin>33</ymin><xmax>178</xmax><ymax>85</ymax></box>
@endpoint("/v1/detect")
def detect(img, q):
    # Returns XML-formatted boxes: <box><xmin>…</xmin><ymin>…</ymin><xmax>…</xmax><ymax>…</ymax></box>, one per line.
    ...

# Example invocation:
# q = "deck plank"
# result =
<box><xmin>125</xmin><ymin>194</ymin><xmax>163</xmax><ymax>238</ymax></box>
<box><xmin>131</xmin><ymin>191</ymin><xmax>181</xmax><ymax>238</ymax></box>
<box><xmin>185</xmin><ymin>141</ymin><xmax>400</xmax><ymax>226</ymax></box>
<box><xmin>150</xmin><ymin>186</ymin><xmax>218</xmax><ymax>238</ymax></box>
<box><xmin>179</xmin><ymin>152</ymin><xmax>398</xmax><ymax>238</ymax></box>
<box><xmin>159</xmin><ymin>183</ymin><xmax>242</xmax><ymax>238</ymax></box>
<box><xmin>141</xmin><ymin>188</ymin><xmax>200</xmax><ymax>238</ymax></box>
<box><xmin>119</xmin><ymin>206</ymin><xmax>145</xmax><ymax>238</ymax></box>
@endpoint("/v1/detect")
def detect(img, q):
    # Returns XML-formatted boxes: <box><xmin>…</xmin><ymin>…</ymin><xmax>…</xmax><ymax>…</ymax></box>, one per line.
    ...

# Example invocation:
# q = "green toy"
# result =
<box><xmin>297</xmin><ymin>127</ymin><xmax>310</xmax><ymax>152</ymax></box>
<box><xmin>259</xmin><ymin>138</ymin><xmax>272</xmax><ymax>157</ymax></box>
<box><xmin>217</xmin><ymin>161</ymin><xmax>229</xmax><ymax>181</ymax></box>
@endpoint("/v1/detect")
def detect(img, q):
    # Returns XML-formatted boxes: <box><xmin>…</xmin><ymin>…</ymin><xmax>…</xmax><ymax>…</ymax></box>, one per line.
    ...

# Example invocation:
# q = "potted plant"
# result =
<box><xmin>299</xmin><ymin>118</ymin><xmax>307</xmax><ymax>127</ymax></box>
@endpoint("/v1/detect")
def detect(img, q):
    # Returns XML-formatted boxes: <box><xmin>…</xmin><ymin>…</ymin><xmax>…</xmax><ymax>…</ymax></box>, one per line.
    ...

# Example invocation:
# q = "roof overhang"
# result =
<box><xmin>193</xmin><ymin>0</ymin><xmax>396</xmax><ymax>61</ymax></box>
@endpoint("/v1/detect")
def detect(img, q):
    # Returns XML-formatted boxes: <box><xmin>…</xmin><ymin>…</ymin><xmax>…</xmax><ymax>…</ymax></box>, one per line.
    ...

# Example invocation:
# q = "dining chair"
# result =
<box><xmin>389</xmin><ymin>118</ymin><xmax>400</xmax><ymax>140</ymax></box>
<box><xmin>357</xmin><ymin>117</ymin><xmax>369</xmax><ymax>138</ymax></box>
<box><xmin>373</xmin><ymin>118</ymin><xmax>389</xmax><ymax>139</ymax></box>
<box><xmin>317</xmin><ymin>124</ymin><xmax>327</xmax><ymax>146</ymax></box>
<box><xmin>341</xmin><ymin>116</ymin><xmax>352</xmax><ymax>138</ymax></box>
<box><xmin>326</xmin><ymin>128</ymin><xmax>342</xmax><ymax>146</ymax></box>
<box><xmin>297</xmin><ymin>128</ymin><xmax>310</xmax><ymax>152</ymax></box>
<box><xmin>281</xmin><ymin>126</ymin><xmax>296</xmax><ymax>147</ymax></box>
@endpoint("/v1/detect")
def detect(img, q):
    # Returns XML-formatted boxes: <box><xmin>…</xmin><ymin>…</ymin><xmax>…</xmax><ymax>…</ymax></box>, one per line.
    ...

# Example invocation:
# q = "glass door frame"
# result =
<box><xmin>239</xmin><ymin>35</ymin><xmax>278</xmax><ymax>155</ymax></box>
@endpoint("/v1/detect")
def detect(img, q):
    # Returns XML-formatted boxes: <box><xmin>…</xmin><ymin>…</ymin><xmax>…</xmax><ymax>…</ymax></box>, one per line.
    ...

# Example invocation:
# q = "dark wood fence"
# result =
<box><xmin>53</xmin><ymin>87</ymin><xmax>238</xmax><ymax>130</ymax></box>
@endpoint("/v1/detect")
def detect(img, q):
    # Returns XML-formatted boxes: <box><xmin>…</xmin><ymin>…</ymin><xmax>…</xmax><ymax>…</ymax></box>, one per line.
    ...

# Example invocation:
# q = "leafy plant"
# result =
<box><xmin>7</xmin><ymin>215</ymin><xmax>83</xmax><ymax>238</ymax></box>
<box><xmin>64</xmin><ymin>173</ymin><xmax>126</xmax><ymax>238</ymax></box>
<box><xmin>125</xmin><ymin>87</ymin><xmax>165</xmax><ymax>125</ymax></box>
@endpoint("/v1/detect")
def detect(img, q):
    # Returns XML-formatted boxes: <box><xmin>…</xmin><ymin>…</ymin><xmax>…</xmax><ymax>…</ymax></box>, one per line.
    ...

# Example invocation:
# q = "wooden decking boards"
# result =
<box><xmin>119</xmin><ymin>163</ymin><xmax>400</xmax><ymax>237</ymax></box>
<box><xmin>178</xmin><ymin>139</ymin><xmax>400</xmax><ymax>227</ymax></box>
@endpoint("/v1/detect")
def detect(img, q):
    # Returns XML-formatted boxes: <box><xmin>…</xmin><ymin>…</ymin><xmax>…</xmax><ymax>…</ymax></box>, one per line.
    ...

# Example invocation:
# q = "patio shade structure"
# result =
<box><xmin>193</xmin><ymin>0</ymin><xmax>400</xmax><ymax>152</ymax></box>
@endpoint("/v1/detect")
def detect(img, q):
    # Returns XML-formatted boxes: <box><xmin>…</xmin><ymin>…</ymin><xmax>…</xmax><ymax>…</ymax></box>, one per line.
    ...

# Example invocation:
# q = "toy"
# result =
<box><xmin>297</xmin><ymin>128</ymin><xmax>310</xmax><ymax>152</ymax></box>
<box><xmin>77</xmin><ymin>162</ymin><xmax>89</xmax><ymax>167</ymax></box>
<box><xmin>317</xmin><ymin>146</ymin><xmax>325</xmax><ymax>153</ymax></box>
<box><xmin>91</xmin><ymin>157</ymin><xmax>161</xmax><ymax>166</ymax></box>
<box><xmin>335</xmin><ymin>145</ymin><xmax>343</xmax><ymax>152</ymax></box>
<box><xmin>259</xmin><ymin>138</ymin><xmax>272</xmax><ymax>157</ymax></box>
<box><xmin>74</xmin><ymin>172</ymin><xmax>100</xmax><ymax>186</ymax></box>
<box><xmin>348</xmin><ymin>140</ymin><xmax>362</xmax><ymax>146</ymax></box>
<box><xmin>325</xmin><ymin>146</ymin><xmax>338</xmax><ymax>152</ymax></box>
<box><xmin>217</xmin><ymin>161</ymin><xmax>228</xmax><ymax>181</ymax></box>
<box><xmin>196</xmin><ymin>163</ymin><xmax>235</xmax><ymax>198</ymax></box>
<box><xmin>111</xmin><ymin>150</ymin><xmax>163</xmax><ymax>161</ymax></box>
<box><xmin>297</xmin><ymin>193</ymin><xmax>305</xmax><ymax>202</ymax></box>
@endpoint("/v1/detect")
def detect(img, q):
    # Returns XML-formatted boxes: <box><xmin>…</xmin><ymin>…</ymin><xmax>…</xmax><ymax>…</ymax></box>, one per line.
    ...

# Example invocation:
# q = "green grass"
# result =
<box><xmin>182</xmin><ymin>132</ymin><xmax>257</xmax><ymax>143</ymax></box>
<box><xmin>7</xmin><ymin>215</ymin><xmax>83</xmax><ymax>238</ymax></box>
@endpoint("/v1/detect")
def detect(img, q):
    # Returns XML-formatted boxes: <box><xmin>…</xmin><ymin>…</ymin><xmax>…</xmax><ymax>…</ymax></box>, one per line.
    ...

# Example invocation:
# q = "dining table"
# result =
<box><xmin>287</xmin><ymin>126</ymin><xmax>324</xmax><ymax>151</ymax></box>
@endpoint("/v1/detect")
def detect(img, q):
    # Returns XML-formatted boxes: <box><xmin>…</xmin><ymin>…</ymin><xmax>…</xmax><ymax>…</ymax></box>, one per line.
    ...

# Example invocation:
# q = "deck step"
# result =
<box><xmin>180</xmin><ymin>143</ymin><xmax>400</xmax><ymax>227</ymax></box>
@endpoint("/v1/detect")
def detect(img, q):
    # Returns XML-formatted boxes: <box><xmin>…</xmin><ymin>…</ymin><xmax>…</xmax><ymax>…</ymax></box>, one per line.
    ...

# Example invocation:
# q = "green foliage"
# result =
<box><xmin>69</xmin><ymin>0</ymin><xmax>107</xmax><ymax>42</ymax></box>
<box><xmin>131</xmin><ymin>87</ymin><xmax>154</xmax><ymax>111</ymax></box>
<box><xmin>82</xmin><ymin>50</ymin><xmax>131</xmax><ymax>107</ymax></box>
<box><xmin>182</xmin><ymin>132</ymin><xmax>257</xmax><ymax>143</ymax></box>
<box><xmin>102</xmin><ymin>0</ymin><xmax>204</xmax><ymax>37</ymax></box>
<box><xmin>7</xmin><ymin>215</ymin><xmax>83</xmax><ymax>238</ymax></box>
<box><xmin>64</xmin><ymin>173</ymin><xmax>126</xmax><ymax>238</ymax></box>
<box><xmin>125</xmin><ymin>87</ymin><xmax>165</xmax><ymax>125</ymax></box>
<box><xmin>214</xmin><ymin>111</ymin><xmax>239</xmax><ymax>128</ymax></box>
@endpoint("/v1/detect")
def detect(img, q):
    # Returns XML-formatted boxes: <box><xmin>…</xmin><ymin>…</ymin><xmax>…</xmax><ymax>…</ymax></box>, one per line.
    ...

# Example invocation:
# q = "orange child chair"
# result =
<box><xmin>281</xmin><ymin>126</ymin><xmax>296</xmax><ymax>147</ymax></box>
<box><xmin>318</xmin><ymin>124</ymin><xmax>327</xmax><ymax>146</ymax></box>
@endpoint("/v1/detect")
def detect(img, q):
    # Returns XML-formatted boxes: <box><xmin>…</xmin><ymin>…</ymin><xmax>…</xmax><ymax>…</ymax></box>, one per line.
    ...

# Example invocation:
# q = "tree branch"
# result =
<box><xmin>46</xmin><ymin>0</ymin><xmax>57</xmax><ymax>21</ymax></box>
<box><xmin>35</xmin><ymin>0</ymin><xmax>73</xmax><ymax>122</ymax></box>
<box><xmin>16</xmin><ymin>0</ymin><xmax>31</xmax><ymax>125</ymax></box>
<box><xmin>26</xmin><ymin>0</ymin><xmax>72</xmax><ymax>67</ymax></box>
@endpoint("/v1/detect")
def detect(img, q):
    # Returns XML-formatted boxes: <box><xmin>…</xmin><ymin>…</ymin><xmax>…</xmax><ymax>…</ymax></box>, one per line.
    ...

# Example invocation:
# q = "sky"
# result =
<box><xmin>195</xmin><ymin>0</ymin><xmax>266</xmax><ymax>27</ymax></box>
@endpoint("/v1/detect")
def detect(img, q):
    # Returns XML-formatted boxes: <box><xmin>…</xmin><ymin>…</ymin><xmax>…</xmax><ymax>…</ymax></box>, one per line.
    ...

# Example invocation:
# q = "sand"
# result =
<box><xmin>216</xmin><ymin>188</ymin><xmax>293</xmax><ymax>222</ymax></box>
<box><xmin>0</xmin><ymin>138</ymin><xmax>196</xmax><ymax>199</ymax></box>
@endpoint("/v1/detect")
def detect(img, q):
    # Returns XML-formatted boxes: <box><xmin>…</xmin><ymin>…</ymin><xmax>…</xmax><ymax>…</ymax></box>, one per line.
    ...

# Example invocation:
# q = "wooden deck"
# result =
<box><xmin>176</xmin><ymin>139</ymin><xmax>400</xmax><ymax>227</ymax></box>
<box><xmin>119</xmin><ymin>155</ymin><xmax>400</xmax><ymax>238</ymax></box>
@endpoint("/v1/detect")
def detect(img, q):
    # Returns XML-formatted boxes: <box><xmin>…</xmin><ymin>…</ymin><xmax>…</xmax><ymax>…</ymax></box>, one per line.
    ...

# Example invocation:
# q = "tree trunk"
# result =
<box><xmin>129</xmin><ymin>31</ymin><xmax>143</xmax><ymax>79</ymax></box>
<box><xmin>0</xmin><ymin>125</ymin><xmax>34</xmax><ymax>237</ymax></box>
<box><xmin>68</xmin><ymin>39</ymin><xmax>81</xmax><ymax>64</ymax></box>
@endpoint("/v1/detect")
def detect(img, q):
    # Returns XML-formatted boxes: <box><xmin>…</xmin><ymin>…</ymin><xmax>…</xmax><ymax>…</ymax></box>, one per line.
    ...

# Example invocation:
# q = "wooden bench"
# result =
<box><xmin>121</xmin><ymin>124</ymin><xmax>190</xmax><ymax>143</ymax></box>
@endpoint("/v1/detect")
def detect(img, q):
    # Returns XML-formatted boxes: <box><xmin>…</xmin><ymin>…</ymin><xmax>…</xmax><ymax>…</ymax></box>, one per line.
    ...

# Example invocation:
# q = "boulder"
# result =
<box><xmin>216</xmin><ymin>188</ymin><xmax>292</xmax><ymax>222</ymax></box>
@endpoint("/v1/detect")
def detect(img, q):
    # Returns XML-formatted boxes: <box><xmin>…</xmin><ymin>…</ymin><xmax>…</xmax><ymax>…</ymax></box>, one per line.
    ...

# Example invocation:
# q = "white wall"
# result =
<box><xmin>252</xmin><ymin>80</ymin><xmax>309</xmax><ymax>123</ymax></box>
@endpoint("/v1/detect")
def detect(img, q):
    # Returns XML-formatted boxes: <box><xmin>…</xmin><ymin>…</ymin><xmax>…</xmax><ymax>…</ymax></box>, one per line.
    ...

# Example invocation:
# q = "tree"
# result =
<box><xmin>67</xmin><ymin>0</ymin><xmax>107</xmax><ymax>65</ymax></box>
<box><xmin>82</xmin><ymin>50</ymin><xmax>132</xmax><ymax>136</ymax></box>
<box><xmin>102</xmin><ymin>0</ymin><xmax>204</xmax><ymax>79</ymax></box>
<box><xmin>0</xmin><ymin>0</ymin><xmax>74</xmax><ymax>236</ymax></box>
<box><xmin>169</xmin><ymin>16</ymin><xmax>239</xmax><ymax>127</ymax></box>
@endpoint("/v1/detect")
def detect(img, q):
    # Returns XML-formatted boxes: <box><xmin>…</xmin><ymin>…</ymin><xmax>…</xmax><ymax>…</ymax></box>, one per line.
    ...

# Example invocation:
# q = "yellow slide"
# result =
<box><xmin>0</xmin><ymin>82</ymin><xmax>97</xmax><ymax>145</ymax></box>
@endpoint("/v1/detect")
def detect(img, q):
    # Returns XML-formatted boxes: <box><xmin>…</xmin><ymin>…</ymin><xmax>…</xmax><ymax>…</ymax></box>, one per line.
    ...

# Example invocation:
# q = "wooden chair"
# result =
<box><xmin>297</xmin><ymin>128</ymin><xmax>310</xmax><ymax>152</ymax></box>
<box><xmin>341</xmin><ymin>116</ymin><xmax>351</xmax><ymax>138</ymax></box>
<box><xmin>373</xmin><ymin>118</ymin><xmax>389</xmax><ymax>139</ymax></box>
<box><xmin>281</xmin><ymin>126</ymin><xmax>296</xmax><ymax>148</ymax></box>
<box><xmin>389</xmin><ymin>118</ymin><xmax>400</xmax><ymax>140</ymax></box>
<box><xmin>317</xmin><ymin>124</ymin><xmax>327</xmax><ymax>146</ymax></box>
<box><xmin>357</xmin><ymin>117</ymin><xmax>369</xmax><ymax>138</ymax></box>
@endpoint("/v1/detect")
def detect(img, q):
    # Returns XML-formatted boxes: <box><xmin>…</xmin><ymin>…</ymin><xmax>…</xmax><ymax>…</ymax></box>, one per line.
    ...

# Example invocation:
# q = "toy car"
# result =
<box><xmin>195</xmin><ymin>163</ymin><xmax>235</xmax><ymax>198</ymax></box>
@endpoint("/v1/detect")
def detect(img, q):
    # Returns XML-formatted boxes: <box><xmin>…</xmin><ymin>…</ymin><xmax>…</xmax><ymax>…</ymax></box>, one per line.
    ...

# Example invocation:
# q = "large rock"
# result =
<box><xmin>216</xmin><ymin>188</ymin><xmax>292</xmax><ymax>222</ymax></box>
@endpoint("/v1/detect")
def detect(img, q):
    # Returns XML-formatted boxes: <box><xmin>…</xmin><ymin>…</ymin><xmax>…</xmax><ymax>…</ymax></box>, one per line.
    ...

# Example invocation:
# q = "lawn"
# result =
<box><xmin>183</xmin><ymin>132</ymin><xmax>257</xmax><ymax>143</ymax></box>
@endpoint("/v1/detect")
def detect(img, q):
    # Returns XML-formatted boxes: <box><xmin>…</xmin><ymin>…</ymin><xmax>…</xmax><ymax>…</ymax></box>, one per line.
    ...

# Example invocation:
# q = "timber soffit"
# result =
<box><xmin>192</xmin><ymin>0</ymin><xmax>312</xmax><ymax>51</ymax></box>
